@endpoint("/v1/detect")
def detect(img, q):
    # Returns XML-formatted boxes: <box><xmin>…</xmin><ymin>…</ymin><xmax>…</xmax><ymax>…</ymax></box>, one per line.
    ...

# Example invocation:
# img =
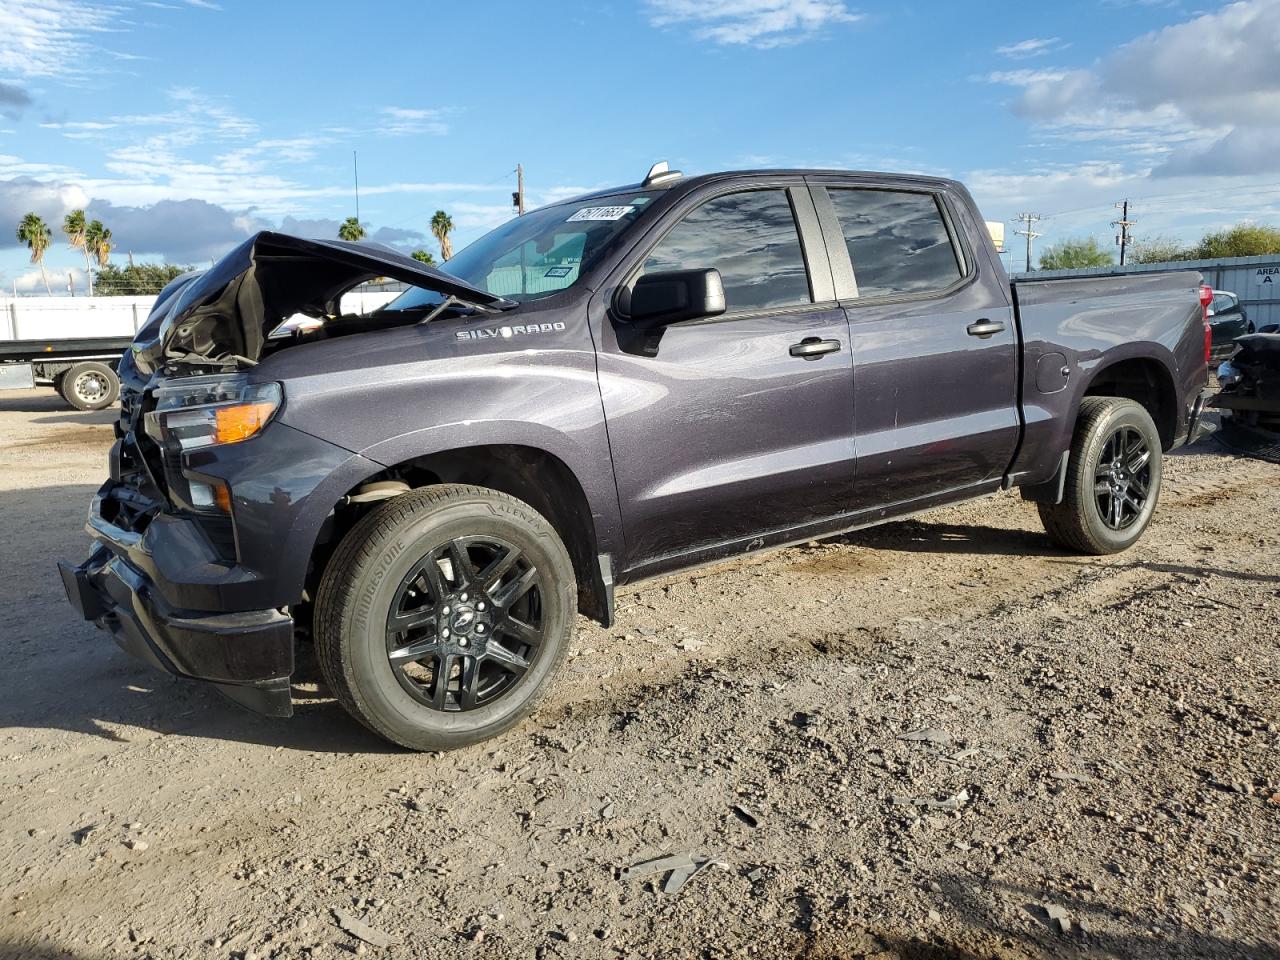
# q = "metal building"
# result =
<box><xmin>1016</xmin><ymin>254</ymin><xmax>1280</xmax><ymax>329</ymax></box>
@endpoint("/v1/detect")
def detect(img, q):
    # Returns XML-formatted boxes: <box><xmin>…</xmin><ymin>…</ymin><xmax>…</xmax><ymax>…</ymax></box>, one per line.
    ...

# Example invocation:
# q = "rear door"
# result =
<box><xmin>809</xmin><ymin>179</ymin><xmax>1019</xmax><ymax>510</ymax></box>
<box><xmin>593</xmin><ymin>183</ymin><xmax>855</xmax><ymax>570</ymax></box>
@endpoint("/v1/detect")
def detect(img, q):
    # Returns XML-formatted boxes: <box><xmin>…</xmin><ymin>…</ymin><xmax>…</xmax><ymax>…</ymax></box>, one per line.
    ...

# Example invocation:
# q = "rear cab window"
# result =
<box><xmin>827</xmin><ymin>188</ymin><xmax>964</xmax><ymax>299</ymax></box>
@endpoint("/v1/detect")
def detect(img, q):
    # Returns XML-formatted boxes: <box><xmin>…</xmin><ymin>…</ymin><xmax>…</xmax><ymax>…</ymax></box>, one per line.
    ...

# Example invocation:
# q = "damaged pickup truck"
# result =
<box><xmin>60</xmin><ymin>164</ymin><xmax>1213</xmax><ymax>750</ymax></box>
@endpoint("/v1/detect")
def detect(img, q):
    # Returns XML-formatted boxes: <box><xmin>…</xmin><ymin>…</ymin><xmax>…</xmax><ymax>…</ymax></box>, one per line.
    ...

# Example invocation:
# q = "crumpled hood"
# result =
<box><xmin>131</xmin><ymin>231</ymin><xmax>509</xmax><ymax>375</ymax></box>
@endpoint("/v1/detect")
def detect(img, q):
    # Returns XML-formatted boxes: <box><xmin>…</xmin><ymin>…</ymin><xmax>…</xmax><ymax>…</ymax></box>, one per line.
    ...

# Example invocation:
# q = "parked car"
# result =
<box><xmin>60</xmin><ymin>164</ymin><xmax>1213</xmax><ymax>750</ymax></box>
<box><xmin>1207</xmin><ymin>289</ymin><xmax>1252</xmax><ymax>359</ymax></box>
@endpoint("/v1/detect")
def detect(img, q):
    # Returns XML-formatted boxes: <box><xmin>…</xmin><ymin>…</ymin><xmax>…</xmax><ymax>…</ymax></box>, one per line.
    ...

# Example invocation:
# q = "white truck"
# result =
<box><xmin>0</xmin><ymin>294</ymin><xmax>156</xmax><ymax>409</ymax></box>
<box><xmin>1</xmin><ymin>284</ymin><xmax>403</xmax><ymax>410</ymax></box>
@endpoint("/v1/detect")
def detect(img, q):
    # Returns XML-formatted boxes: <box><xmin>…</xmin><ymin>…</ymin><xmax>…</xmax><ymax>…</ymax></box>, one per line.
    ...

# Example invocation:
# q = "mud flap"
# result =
<box><xmin>1018</xmin><ymin>450</ymin><xmax>1070</xmax><ymax>505</ymax></box>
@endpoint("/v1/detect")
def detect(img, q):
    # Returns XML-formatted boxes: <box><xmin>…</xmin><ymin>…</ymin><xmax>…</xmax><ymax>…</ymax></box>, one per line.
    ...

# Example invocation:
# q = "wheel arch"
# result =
<box><xmin>1079</xmin><ymin>354</ymin><xmax>1179</xmax><ymax>450</ymax></box>
<box><xmin>304</xmin><ymin>443</ymin><xmax>614</xmax><ymax>627</ymax></box>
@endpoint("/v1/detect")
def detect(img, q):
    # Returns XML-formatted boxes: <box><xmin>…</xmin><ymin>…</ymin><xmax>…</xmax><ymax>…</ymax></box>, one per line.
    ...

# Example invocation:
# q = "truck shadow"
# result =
<box><xmin>0</xmin><ymin>387</ymin><xmax>117</xmax><ymax>423</ymax></box>
<box><xmin>805</xmin><ymin>871</ymin><xmax>1279</xmax><ymax>959</ymax></box>
<box><xmin>840</xmin><ymin>518</ymin><xmax>1069</xmax><ymax>558</ymax></box>
<box><xmin>1</xmin><ymin>480</ymin><xmax>399</xmax><ymax>755</ymax></box>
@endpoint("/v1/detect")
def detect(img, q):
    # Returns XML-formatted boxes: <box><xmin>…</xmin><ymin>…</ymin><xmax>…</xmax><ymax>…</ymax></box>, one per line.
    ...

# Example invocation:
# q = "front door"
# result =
<box><xmin>594</xmin><ymin>186</ymin><xmax>856</xmax><ymax>570</ymax></box>
<box><xmin>811</xmin><ymin>182</ymin><xmax>1020</xmax><ymax>509</ymax></box>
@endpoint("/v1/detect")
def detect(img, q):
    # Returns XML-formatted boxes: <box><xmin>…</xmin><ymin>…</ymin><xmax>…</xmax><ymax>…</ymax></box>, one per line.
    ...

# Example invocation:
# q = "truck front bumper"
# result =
<box><xmin>58</xmin><ymin>493</ymin><xmax>295</xmax><ymax>718</ymax></box>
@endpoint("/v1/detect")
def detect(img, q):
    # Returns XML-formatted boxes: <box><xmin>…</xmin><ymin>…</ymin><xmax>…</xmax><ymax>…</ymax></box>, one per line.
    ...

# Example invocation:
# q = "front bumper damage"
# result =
<box><xmin>59</xmin><ymin>481</ymin><xmax>295</xmax><ymax>717</ymax></box>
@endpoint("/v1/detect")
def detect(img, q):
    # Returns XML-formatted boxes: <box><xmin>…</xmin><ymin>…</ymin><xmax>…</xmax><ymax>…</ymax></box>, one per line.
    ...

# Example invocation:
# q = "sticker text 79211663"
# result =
<box><xmin>566</xmin><ymin>206</ymin><xmax>633</xmax><ymax>222</ymax></box>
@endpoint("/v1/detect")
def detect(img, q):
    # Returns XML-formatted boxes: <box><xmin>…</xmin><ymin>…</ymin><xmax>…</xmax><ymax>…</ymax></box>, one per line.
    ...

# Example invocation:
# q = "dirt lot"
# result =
<box><xmin>1</xmin><ymin>386</ymin><xmax>1277</xmax><ymax>960</ymax></box>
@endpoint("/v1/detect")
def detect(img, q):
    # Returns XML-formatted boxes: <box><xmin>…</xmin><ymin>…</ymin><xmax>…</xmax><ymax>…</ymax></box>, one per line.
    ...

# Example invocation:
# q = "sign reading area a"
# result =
<box><xmin>1257</xmin><ymin>266</ymin><xmax>1279</xmax><ymax>285</ymax></box>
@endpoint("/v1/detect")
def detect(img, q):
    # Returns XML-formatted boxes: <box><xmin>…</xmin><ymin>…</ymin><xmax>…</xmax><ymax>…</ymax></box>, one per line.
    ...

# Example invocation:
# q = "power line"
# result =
<box><xmin>1012</xmin><ymin>213</ymin><xmax>1043</xmax><ymax>272</ymax></box>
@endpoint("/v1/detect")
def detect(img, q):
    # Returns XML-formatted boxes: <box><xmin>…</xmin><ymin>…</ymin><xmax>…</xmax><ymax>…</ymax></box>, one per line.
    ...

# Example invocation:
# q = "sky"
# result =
<box><xmin>3</xmin><ymin>0</ymin><xmax>1280</xmax><ymax>292</ymax></box>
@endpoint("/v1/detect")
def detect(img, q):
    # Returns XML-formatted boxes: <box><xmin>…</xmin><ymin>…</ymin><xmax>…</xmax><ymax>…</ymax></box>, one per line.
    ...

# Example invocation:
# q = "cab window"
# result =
<box><xmin>640</xmin><ymin>190</ymin><xmax>812</xmax><ymax>313</ymax></box>
<box><xmin>828</xmin><ymin>188</ymin><xmax>963</xmax><ymax>298</ymax></box>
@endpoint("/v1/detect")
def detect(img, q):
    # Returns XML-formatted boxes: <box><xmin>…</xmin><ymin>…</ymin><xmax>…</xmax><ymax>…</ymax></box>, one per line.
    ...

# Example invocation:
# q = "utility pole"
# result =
<box><xmin>353</xmin><ymin>150</ymin><xmax>361</xmax><ymax>223</ymax></box>
<box><xmin>511</xmin><ymin>164</ymin><xmax>525</xmax><ymax>216</ymax></box>
<box><xmin>1013</xmin><ymin>213</ymin><xmax>1043</xmax><ymax>272</ymax></box>
<box><xmin>1112</xmin><ymin>200</ymin><xmax>1136</xmax><ymax>266</ymax></box>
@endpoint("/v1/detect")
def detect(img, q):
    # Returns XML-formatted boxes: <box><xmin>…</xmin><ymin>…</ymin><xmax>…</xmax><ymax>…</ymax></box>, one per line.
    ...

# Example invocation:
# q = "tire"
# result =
<box><xmin>1038</xmin><ymin>397</ymin><xmax>1163</xmax><ymax>555</ymax></box>
<box><xmin>61</xmin><ymin>361</ymin><xmax>119</xmax><ymax>411</ymax></box>
<box><xmin>315</xmin><ymin>484</ymin><xmax>576</xmax><ymax>751</ymax></box>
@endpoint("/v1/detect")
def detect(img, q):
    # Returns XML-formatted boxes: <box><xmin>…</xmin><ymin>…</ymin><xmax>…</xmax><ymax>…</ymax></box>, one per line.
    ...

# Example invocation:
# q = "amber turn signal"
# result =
<box><xmin>214</xmin><ymin>402</ymin><xmax>278</xmax><ymax>445</ymax></box>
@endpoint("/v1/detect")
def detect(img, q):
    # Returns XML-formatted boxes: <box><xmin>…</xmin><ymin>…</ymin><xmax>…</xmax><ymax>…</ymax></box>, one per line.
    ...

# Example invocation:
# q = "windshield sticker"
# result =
<box><xmin>544</xmin><ymin>266</ymin><xmax>573</xmax><ymax>278</ymax></box>
<box><xmin>567</xmin><ymin>206</ymin><xmax>633</xmax><ymax>222</ymax></box>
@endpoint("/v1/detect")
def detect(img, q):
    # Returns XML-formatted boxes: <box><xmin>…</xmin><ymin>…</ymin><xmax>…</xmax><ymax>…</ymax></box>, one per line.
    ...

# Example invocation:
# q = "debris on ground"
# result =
<box><xmin>332</xmin><ymin>908</ymin><xmax>399</xmax><ymax>948</ymax></box>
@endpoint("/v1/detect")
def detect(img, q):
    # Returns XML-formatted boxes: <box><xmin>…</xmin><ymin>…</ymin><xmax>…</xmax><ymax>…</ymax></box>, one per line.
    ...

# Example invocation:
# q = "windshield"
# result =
<box><xmin>384</xmin><ymin>192</ymin><xmax>657</xmax><ymax>310</ymax></box>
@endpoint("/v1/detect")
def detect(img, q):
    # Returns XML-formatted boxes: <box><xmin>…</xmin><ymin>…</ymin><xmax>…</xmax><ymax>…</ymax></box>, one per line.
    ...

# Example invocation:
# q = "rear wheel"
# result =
<box><xmin>1038</xmin><ymin>397</ymin><xmax>1162</xmax><ymax>555</ymax></box>
<box><xmin>315</xmin><ymin>484</ymin><xmax>575</xmax><ymax>751</ymax></box>
<box><xmin>60</xmin><ymin>361</ymin><xmax>119</xmax><ymax>411</ymax></box>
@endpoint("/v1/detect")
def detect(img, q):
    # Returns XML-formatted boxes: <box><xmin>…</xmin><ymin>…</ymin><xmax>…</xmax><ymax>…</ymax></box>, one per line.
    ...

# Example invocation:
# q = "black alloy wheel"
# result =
<box><xmin>315</xmin><ymin>484</ymin><xmax>575</xmax><ymax>751</ymax></box>
<box><xmin>1038</xmin><ymin>396</ymin><xmax>1163</xmax><ymax>555</ymax></box>
<box><xmin>385</xmin><ymin>535</ymin><xmax>546</xmax><ymax>712</ymax></box>
<box><xmin>1092</xmin><ymin>425</ymin><xmax>1152</xmax><ymax>531</ymax></box>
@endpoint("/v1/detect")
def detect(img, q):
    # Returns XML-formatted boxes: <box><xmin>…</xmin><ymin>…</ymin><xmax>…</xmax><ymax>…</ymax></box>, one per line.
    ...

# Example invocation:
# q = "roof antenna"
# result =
<box><xmin>643</xmin><ymin>160</ymin><xmax>683</xmax><ymax>187</ymax></box>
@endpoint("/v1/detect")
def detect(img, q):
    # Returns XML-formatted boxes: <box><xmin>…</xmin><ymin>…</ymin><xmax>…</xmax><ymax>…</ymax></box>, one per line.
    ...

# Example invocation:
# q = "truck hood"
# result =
<box><xmin>131</xmin><ymin>231</ymin><xmax>511</xmax><ymax>375</ymax></box>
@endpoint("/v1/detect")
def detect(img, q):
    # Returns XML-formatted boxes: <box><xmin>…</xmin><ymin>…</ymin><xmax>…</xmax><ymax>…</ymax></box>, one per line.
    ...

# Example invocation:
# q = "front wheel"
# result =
<box><xmin>1038</xmin><ymin>397</ymin><xmax>1163</xmax><ymax>555</ymax></box>
<box><xmin>315</xmin><ymin>484</ymin><xmax>575</xmax><ymax>751</ymax></box>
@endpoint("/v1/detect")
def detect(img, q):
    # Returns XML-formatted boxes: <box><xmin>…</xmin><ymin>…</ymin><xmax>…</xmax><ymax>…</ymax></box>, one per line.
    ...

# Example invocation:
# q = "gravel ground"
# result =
<box><xmin>1</xmin><ymin>386</ymin><xmax>1277</xmax><ymax>960</ymax></box>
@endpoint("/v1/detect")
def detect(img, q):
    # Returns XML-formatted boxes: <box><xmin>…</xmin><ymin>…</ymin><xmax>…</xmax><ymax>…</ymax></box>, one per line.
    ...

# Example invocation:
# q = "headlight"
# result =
<box><xmin>145</xmin><ymin>375</ymin><xmax>282</xmax><ymax>452</ymax></box>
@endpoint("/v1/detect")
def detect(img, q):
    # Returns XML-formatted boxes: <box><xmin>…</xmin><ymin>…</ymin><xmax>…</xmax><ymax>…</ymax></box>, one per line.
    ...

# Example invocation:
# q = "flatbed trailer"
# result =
<box><xmin>1</xmin><ymin>295</ymin><xmax>155</xmax><ymax>409</ymax></box>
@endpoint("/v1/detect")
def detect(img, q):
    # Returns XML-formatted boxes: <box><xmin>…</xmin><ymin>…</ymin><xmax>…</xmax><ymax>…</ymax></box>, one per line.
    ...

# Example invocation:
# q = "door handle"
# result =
<box><xmin>789</xmin><ymin>337</ymin><xmax>842</xmax><ymax>360</ymax></box>
<box><xmin>966</xmin><ymin>319</ymin><xmax>1006</xmax><ymax>339</ymax></box>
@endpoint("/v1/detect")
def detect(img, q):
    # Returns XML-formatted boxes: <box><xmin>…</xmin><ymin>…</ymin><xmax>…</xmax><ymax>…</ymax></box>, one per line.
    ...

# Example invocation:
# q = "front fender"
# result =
<box><xmin>271</xmin><ymin>340</ymin><xmax>624</xmax><ymax>563</ymax></box>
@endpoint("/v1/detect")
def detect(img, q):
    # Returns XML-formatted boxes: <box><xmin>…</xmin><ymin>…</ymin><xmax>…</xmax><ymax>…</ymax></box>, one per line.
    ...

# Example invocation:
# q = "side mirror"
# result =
<box><xmin>624</xmin><ymin>268</ymin><xmax>726</xmax><ymax>330</ymax></box>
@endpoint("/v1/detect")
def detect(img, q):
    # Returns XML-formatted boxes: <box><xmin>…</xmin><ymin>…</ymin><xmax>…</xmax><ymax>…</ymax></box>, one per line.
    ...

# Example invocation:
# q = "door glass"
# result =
<box><xmin>828</xmin><ymin>189</ymin><xmax>963</xmax><ymax>298</ymax></box>
<box><xmin>640</xmin><ymin>190</ymin><xmax>811</xmax><ymax>312</ymax></box>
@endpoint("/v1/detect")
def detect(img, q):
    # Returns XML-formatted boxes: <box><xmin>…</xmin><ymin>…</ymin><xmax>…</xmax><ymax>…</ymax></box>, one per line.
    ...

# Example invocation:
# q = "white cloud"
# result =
<box><xmin>995</xmin><ymin>37</ymin><xmax>1064</xmax><ymax>59</ymax></box>
<box><xmin>0</xmin><ymin>0</ymin><xmax>118</xmax><ymax>80</ymax></box>
<box><xmin>989</xmin><ymin>0</ymin><xmax>1280</xmax><ymax>177</ymax></box>
<box><xmin>646</xmin><ymin>0</ymin><xmax>862</xmax><ymax>48</ymax></box>
<box><xmin>377</xmin><ymin>107</ymin><xmax>449</xmax><ymax>137</ymax></box>
<box><xmin>985</xmin><ymin>68</ymin><xmax>1071</xmax><ymax>88</ymax></box>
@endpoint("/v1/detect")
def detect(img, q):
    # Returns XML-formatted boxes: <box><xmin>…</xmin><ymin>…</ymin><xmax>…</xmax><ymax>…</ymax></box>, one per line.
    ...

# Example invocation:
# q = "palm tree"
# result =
<box><xmin>430</xmin><ymin>210</ymin><xmax>454</xmax><ymax>261</ymax></box>
<box><xmin>63</xmin><ymin>209</ymin><xmax>94</xmax><ymax>295</ymax></box>
<box><xmin>410</xmin><ymin>249</ymin><xmax>436</xmax><ymax>265</ymax></box>
<box><xmin>85</xmin><ymin>219</ymin><xmax>112</xmax><ymax>268</ymax></box>
<box><xmin>338</xmin><ymin>217</ymin><xmax>366</xmax><ymax>241</ymax></box>
<box><xmin>16</xmin><ymin>212</ymin><xmax>53</xmax><ymax>295</ymax></box>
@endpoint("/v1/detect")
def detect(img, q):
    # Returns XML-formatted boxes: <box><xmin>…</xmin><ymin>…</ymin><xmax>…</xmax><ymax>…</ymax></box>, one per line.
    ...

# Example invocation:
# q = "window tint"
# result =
<box><xmin>828</xmin><ymin>189</ymin><xmax>963</xmax><ymax>298</ymax></box>
<box><xmin>641</xmin><ymin>190</ymin><xmax>811</xmax><ymax>312</ymax></box>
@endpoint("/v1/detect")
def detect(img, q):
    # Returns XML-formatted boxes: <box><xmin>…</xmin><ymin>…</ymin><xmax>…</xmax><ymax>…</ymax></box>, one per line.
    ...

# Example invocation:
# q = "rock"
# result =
<box><xmin>332</xmin><ymin>908</ymin><xmax>400</xmax><ymax>948</ymax></box>
<box><xmin>1045</xmin><ymin>904</ymin><xmax>1071</xmax><ymax>933</ymax></box>
<box><xmin>125</xmin><ymin>839</ymin><xmax>148</xmax><ymax>852</ymax></box>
